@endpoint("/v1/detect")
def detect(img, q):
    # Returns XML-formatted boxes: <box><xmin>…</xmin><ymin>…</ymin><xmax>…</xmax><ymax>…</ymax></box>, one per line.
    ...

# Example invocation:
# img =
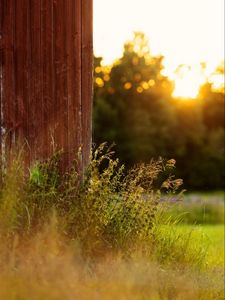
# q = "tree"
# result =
<box><xmin>94</xmin><ymin>32</ymin><xmax>175</xmax><ymax>165</ymax></box>
<box><xmin>93</xmin><ymin>34</ymin><xmax>225</xmax><ymax>190</ymax></box>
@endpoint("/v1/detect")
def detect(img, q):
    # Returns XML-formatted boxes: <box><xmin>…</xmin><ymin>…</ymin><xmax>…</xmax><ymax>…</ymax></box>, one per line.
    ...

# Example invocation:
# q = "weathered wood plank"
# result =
<box><xmin>0</xmin><ymin>0</ymin><xmax>93</xmax><ymax>173</ymax></box>
<box><xmin>1</xmin><ymin>0</ymin><xmax>16</xmax><ymax>159</ymax></box>
<box><xmin>66</xmin><ymin>0</ymin><xmax>82</xmax><ymax>169</ymax></box>
<box><xmin>81</xmin><ymin>0</ymin><xmax>93</xmax><ymax>169</ymax></box>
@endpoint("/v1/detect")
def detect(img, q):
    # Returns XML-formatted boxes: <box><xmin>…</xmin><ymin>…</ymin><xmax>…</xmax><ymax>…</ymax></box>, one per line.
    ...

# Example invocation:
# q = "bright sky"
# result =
<box><xmin>94</xmin><ymin>0</ymin><xmax>224</xmax><ymax>98</ymax></box>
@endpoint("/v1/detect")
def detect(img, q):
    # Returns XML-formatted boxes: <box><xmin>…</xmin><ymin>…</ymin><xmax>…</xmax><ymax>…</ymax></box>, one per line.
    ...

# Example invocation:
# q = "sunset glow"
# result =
<box><xmin>94</xmin><ymin>0</ymin><xmax>224</xmax><ymax>98</ymax></box>
<box><xmin>171</xmin><ymin>65</ymin><xmax>206</xmax><ymax>99</ymax></box>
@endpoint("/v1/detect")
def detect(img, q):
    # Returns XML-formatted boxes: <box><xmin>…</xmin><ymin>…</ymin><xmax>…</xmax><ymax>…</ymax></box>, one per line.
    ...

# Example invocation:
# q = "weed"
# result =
<box><xmin>0</xmin><ymin>145</ymin><xmax>222</xmax><ymax>299</ymax></box>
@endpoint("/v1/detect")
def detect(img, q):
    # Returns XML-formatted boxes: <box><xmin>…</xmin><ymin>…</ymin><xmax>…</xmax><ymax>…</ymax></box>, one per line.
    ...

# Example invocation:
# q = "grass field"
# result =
<box><xmin>0</xmin><ymin>223</ymin><xmax>223</xmax><ymax>300</ymax></box>
<box><xmin>0</xmin><ymin>154</ymin><xmax>224</xmax><ymax>299</ymax></box>
<box><xmin>177</xmin><ymin>224</ymin><xmax>224</xmax><ymax>267</ymax></box>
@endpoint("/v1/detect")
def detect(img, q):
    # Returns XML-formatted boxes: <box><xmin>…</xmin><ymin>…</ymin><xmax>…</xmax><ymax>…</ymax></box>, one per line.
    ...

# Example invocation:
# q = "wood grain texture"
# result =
<box><xmin>0</xmin><ymin>0</ymin><xmax>93</xmax><ymax>172</ymax></box>
<box><xmin>81</xmin><ymin>0</ymin><xmax>93</xmax><ymax>170</ymax></box>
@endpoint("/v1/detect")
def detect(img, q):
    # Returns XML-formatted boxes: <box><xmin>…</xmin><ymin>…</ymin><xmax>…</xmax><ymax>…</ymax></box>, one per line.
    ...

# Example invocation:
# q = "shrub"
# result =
<box><xmin>1</xmin><ymin>144</ymin><xmax>185</xmax><ymax>253</ymax></box>
<box><xmin>59</xmin><ymin>144</ymin><xmax>184</xmax><ymax>255</ymax></box>
<box><xmin>0</xmin><ymin>145</ymin><xmax>205</xmax><ymax>267</ymax></box>
<box><xmin>0</xmin><ymin>145</ymin><xmax>221</xmax><ymax>299</ymax></box>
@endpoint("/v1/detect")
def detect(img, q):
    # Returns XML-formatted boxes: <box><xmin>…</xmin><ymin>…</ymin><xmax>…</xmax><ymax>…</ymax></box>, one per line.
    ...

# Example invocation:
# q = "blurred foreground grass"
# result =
<box><xmin>0</xmin><ymin>223</ymin><xmax>223</xmax><ymax>300</ymax></box>
<box><xmin>0</xmin><ymin>150</ymin><xmax>224</xmax><ymax>299</ymax></box>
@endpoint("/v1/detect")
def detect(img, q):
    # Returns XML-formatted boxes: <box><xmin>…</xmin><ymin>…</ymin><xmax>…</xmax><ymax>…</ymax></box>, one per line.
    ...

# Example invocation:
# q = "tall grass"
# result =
<box><xmin>0</xmin><ymin>145</ymin><xmax>223</xmax><ymax>299</ymax></box>
<box><xmin>164</xmin><ymin>195</ymin><xmax>224</xmax><ymax>225</ymax></box>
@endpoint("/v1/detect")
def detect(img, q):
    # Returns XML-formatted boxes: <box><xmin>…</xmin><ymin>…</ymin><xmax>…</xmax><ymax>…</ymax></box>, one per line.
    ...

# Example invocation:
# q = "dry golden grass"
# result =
<box><xmin>0</xmin><ymin>225</ymin><xmax>223</xmax><ymax>300</ymax></box>
<box><xmin>0</xmin><ymin>150</ymin><xmax>223</xmax><ymax>299</ymax></box>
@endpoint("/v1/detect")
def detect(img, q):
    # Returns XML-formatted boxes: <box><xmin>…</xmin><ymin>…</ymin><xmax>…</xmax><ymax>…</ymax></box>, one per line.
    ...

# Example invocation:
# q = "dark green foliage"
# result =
<box><xmin>0</xmin><ymin>145</ymin><xmax>184</xmax><ymax>258</ymax></box>
<box><xmin>93</xmin><ymin>33</ymin><xmax>225</xmax><ymax>190</ymax></box>
<box><xmin>61</xmin><ymin>144</ymin><xmax>183</xmax><ymax>255</ymax></box>
<box><xmin>2</xmin><ymin>148</ymin><xmax>219</xmax><ymax>275</ymax></box>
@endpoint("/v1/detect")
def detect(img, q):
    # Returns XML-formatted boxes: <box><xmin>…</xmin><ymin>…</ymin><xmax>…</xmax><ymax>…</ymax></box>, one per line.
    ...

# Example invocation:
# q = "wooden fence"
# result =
<box><xmin>0</xmin><ymin>0</ymin><xmax>93</xmax><ymax>172</ymax></box>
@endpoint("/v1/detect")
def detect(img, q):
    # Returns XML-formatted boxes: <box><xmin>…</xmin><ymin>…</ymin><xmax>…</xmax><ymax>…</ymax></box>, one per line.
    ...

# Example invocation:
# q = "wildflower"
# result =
<box><xmin>166</xmin><ymin>159</ymin><xmax>176</xmax><ymax>168</ymax></box>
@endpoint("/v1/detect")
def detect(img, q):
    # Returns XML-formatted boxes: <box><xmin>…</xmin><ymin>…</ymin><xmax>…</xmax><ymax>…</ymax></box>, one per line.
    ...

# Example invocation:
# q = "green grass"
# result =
<box><xmin>164</xmin><ymin>192</ymin><xmax>224</xmax><ymax>225</ymax></box>
<box><xmin>204</xmin><ymin>225</ymin><xmax>224</xmax><ymax>267</ymax></box>
<box><xmin>0</xmin><ymin>149</ymin><xmax>224</xmax><ymax>299</ymax></box>
<box><xmin>176</xmin><ymin>224</ymin><xmax>224</xmax><ymax>267</ymax></box>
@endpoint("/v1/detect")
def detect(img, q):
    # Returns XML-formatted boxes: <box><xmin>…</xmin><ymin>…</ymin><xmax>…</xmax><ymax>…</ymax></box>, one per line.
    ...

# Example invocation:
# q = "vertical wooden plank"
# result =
<box><xmin>1</xmin><ymin>0</ymin><xmax>16</xmax><ymax>161</ymax></box>
<box><xmin>66</xmin><ymin>0</ymin><xmax>82</xmax><ymax>169</ymax></box>
<box><xmin>62</xmin><ymin>0</ymin><xmax>69</xmax><ymax>169</ymax></box>
<box><xmin>81</xmin><ymin>0</ymin><xmax>93</xmax><ymax>169</ymax></box>
<box><xmin>25</xmin><ymin>0</ymin><xmax>31</xmax><ymax>165</ymax></box>
<box><xmin>54</xmin><ymin>0</ymin><xmax>68</xmax><ymax>169</ymax></box>
<box><xmin>42</xmin><ymin>0</ymin><xmax>54</xmax><ymax>158</ymax></box>
<box><xmin>38</xmin><ymin>0</ymin><xmax>44</xmax><ymax>160</ymax></box>
<box><xmin>14</xmin><ymin>0</ymin><xmax>28</xmax><ymax>148</ymax></box>
<box><xmin>29</xmin><ymin>0</ymin><xmax>42</xmax><ymax>162</ymax></box>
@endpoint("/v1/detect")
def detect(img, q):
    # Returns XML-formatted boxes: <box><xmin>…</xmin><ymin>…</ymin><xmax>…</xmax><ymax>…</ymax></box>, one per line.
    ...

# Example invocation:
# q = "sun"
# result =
<box><xmin>172</xmin><ymin>75</ymin><xmax>202</xmax><ymax>99</ymax></box>
<box><xmin>171</xmin><ymin>65</ymin><xmax>205</xmax><ymax>99</ymax></box>
<box><xmin>94</xmin><ymin>0</ymin><xmax>224</xmax><ymax>99</ymax></box>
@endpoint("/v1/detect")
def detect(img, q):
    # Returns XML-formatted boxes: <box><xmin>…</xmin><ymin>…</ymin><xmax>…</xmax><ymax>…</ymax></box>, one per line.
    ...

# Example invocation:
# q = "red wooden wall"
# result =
<box><xmin>0</xmin><ymin>0</ymin><xmax>93</xmax><ymax>171</ymax></box>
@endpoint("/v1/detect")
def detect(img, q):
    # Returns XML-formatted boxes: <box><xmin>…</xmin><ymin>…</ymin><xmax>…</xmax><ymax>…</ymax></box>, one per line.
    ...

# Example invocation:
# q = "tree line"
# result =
<box><xmin>93</xmin><ymin>33</ymin><xmax>224</xmax><ymax>190</ymax></box>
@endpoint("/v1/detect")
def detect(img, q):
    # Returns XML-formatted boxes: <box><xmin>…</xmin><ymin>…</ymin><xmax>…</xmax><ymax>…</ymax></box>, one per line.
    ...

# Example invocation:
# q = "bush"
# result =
<box><xmin>0</xmin><ymin>145</ymin><xmax>206</xmax><ymax>267</ymax></box>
